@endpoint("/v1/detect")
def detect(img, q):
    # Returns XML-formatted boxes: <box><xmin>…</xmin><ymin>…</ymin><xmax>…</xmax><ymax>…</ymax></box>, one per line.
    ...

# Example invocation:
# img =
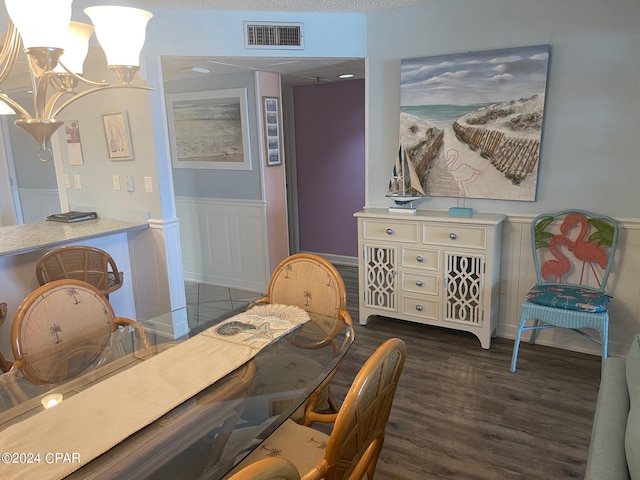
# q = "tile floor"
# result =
<box><xmin>184</xmin><ymin>281</ymin><xmax>264</xmax><ymax>333</ymax></box>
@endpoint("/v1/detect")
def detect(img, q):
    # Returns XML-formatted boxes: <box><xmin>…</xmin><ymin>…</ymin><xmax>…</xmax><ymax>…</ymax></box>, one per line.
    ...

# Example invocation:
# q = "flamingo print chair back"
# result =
<box><xmin>10</xmin><ymin>279</ymin><xmax>148</xmax><ymax>385</ymax></box>
<box><xmin>510</xmin><ymin>210</ymin><xmax>619</xmax><ymax>372</ymax></box>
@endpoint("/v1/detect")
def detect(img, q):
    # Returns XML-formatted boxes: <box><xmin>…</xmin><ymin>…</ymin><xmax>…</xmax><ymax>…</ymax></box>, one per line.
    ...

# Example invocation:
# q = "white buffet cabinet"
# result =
<box><xmin>354</xmin><ymin>208</ymin><xmax>506</xmax><ymax>348</ymax></box>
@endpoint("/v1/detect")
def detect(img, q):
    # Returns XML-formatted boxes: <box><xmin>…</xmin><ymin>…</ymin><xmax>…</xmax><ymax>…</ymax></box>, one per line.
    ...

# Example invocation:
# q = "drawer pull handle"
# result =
<box><xmin>416</xmin><ymin>280</ymin><xmax>423</xmax><ymax>287</ymax></box>
<box><xmin>416</xmin><ymin>255</ymin><xmax>424</xmax><ymax>263</ymax></box>
<box><xmin>386</xmin><ymin>228</ymin><xmax>393</xmax><ymax>235</ymax></box>
<box><xmin>415</xmin><ymin>305</ymin><xmax>423</xmax><ymax>311</ymax></box>
<box><xmin>450</xmin><ymin>232</ymin><xmax>457</xmax><ymax>240</ymax></box>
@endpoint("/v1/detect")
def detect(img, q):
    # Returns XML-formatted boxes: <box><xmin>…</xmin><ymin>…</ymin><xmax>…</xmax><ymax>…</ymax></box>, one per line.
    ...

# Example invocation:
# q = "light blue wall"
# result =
<box><xmin>7</xmin><ymin>124</ymin><xmax>56</xmax><ymax>189</ymax></box>
<box><xmin>139</xmin><ymin>8</ymin><xmax>366</xmax><ymax>219</ymax></box>
<box><xmin>366</xmin><ymin>0</ymin><xmax>640</xmax><ymax>217</ymax></box>
<box><xmin>10</xmin><ymin>1</ymin><xmax>635</xmax><ymax>223</ymax></box>
<box><xmin>142</xmin><ymin>9</ymin><xmax>367</xmax><ymax>58</ymax></box>
<box><xmin>165</xmin><ymin>71</ymin><xmax>263</xmax><ymax>200</ymax></box>
<box><xmin>2</xmin><ymin>4</ymin><xmax>367</xmax><ymax>222</ymax></box>
<box><xmin>54</xmin><ymin>58</ymin><xmax>162</xmax><ymax>222</ymax></box>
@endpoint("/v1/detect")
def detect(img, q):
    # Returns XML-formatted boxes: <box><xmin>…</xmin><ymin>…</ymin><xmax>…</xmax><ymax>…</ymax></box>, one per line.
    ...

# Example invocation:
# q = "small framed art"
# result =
<box><xmin>64</xmin><ymin>120</ymin><xmax>84</xmax><ymax>165</ymax></box>
<box><xmin>263</xmin><ymin>96</ymin><xmax>281</xmax><ymax>166</ymax></box>
<box><xmin>102</xmin><ymin>111</ymin><xmax>134</xmax><ymax>160</ymax></box>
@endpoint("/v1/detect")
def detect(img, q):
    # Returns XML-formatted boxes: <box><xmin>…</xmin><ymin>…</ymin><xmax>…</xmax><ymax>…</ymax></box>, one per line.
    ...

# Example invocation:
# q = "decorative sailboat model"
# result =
<box><xmin>386</xmin><ymin>145</ymin><xmax>426</xmax><ymax>213</ymax></box>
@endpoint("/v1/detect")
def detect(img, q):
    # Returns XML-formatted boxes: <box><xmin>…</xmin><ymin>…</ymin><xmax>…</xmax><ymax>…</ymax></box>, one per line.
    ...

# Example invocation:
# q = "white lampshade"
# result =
<box><xmin>55</xmin><ymin>22</ymin><xmax>94</xmax><ymax>74</ymax></box>
<box><xmin>84</xmin><ymin>6</ymin><xmax>152</xmax><ymax>67</ymax></box>
<box><xmin>4</xmin><ymin>0</ymin><xmax>72</xmax><ymax>49</ymax></box>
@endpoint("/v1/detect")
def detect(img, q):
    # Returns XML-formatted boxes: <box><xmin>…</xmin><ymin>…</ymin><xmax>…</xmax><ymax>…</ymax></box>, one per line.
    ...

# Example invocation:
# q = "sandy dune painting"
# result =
<box><xmin>399</xmin><ymin>45</ymin><xmax>550</xmax><ymax>201</ymax></box>
<box><xmin>167</xmin><ymin>88</ymin><xmax>251</xmax><ymax>170</ymax></box>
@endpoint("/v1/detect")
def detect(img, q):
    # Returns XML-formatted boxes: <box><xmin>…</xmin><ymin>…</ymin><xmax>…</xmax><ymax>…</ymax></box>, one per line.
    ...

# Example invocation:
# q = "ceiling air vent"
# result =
<box><xmin>244</xmin><ymin>22</ymin><xmax>304</xmax><ymax>50</ymax></box>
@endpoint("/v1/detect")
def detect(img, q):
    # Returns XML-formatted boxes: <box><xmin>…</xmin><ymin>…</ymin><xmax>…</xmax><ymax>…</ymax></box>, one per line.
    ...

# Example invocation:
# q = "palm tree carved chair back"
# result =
<box><xmin>510</xmin><ymin>209</ymin><xmax>619</xmax><ymax>372</ymax></box>
<box><xmin>260</xmin><ymin>253</ymin><xmax>351</xmax><ymax>327</ymax></box>
<box><xmin>250</xmin><ymin>253</ymin><xmax>353</xmax><ymax>425</ymax></box>
<box><xmin>10</xmin><ymin>279</ymin><xmax>148</xmax><ymax>389</ymax></box>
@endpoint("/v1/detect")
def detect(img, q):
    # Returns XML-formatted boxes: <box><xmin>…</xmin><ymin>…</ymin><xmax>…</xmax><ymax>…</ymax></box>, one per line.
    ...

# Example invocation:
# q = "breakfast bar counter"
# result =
<box><xmin>0</xmin><ymin>218</ymin><xmax>148</xmax><ymax>257</ymax></box>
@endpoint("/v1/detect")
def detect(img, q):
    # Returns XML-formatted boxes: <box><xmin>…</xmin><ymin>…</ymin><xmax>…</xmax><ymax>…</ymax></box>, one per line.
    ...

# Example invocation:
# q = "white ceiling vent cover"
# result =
<box><xmin>244</xmin><ymin>22</ymin><xmax>304</xmax><ymax>50</ymax></box>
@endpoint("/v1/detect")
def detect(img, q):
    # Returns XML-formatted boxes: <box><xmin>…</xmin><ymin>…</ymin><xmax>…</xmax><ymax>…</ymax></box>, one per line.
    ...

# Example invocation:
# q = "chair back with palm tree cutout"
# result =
<box><xmin>11</xmin><ymin>279</ymin><xmax>148</xmax><ymax>385</ymax></box>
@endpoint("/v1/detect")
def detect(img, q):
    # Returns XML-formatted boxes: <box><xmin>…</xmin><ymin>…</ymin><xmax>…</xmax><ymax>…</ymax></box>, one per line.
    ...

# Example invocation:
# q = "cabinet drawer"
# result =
<box><xmin>402</xmin><ymin>248</ymin><xmax>439</xmax><ymax>271</ymax></box>
<box><xmin>362</xmin><ymin>220</ymin><xmax>418</xmax><ymax>243</ymax></box>
<box><xmin>402</xmin><ymin>272</ymin><xmax>438</xmax><ymax>295</ymax></box>
<box><xmin>423</xmin><ymin>224</ymin><xmax>486</xmax><ymax>249</ymax></box>
<box><xmin>401</xmin><ymin>295</ymin><xmax>439</xmax><ymax>321</ymax></box>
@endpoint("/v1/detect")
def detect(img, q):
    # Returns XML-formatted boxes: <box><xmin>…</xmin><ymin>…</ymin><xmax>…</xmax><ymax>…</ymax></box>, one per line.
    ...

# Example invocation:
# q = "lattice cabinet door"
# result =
<box><xmin>444</xmin><ymin>253</ymin><xmax>485</xmax><ymax>326</ymax></box>
<box><xmin>363</xmin><ymin>245</ymin><xmax>397</xmax><ymax>312</ymax></box>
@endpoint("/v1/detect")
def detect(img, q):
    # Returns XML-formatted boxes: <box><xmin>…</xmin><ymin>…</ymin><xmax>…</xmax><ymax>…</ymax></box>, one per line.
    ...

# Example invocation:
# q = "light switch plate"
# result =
<box><xmin>143</xmin><ymin>176</ymin><xmax>153</xmax><ymax>193</ymax></box>
<box><xmin>112</xmin><ymin>175</ymin><xmax>121</xmax><ymax>191</ymax></box>
<box><xmin>73</xmin><ymin>174</ymin><xmax>81</xmax><ymax>189</ymax></box>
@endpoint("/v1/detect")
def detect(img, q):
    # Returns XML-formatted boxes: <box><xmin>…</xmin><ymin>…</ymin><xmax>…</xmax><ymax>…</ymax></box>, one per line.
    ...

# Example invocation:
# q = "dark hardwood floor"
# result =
<box><xmin>333</xmin><ymin>264</ymin><xmax>601</xmax><ymax>479</ymax></box>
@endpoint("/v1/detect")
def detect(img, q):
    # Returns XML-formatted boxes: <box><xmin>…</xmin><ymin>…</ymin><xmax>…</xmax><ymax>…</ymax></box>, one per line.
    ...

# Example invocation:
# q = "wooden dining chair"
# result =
<box><xmin>226</xmin><ymin>338</ymin><xmax>406</xmax><ymax>480</ymax></box>
<box><xmin>249</xmin><ymin>253</ymin><xmax>354</xmax><ymax>426</ymax></box>
<box><xmin>254</xmin><ymin>253</ymin><xmax>352</xmax><ymax>328</ymax></box>
<box><xmin>36</xmin><ymin>245</ymin><xmax>124</xmax><ymax>298</ymax></box>
<box><xmin>228</xmin><ymin>458</ymin><xmax>301</xmax><ymax>480</ymax></box>
<box><xmin>10</xmin><ymin>279</ymin><xmax>148</xmax><ymax>386</ymax></box>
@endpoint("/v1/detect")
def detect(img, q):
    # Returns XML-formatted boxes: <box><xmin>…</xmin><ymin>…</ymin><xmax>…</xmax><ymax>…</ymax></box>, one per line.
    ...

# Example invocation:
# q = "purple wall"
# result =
<box><xmin>293</xmin><ymin>79</ymin><xmax>365</xmax><ymax>258</ymax></box>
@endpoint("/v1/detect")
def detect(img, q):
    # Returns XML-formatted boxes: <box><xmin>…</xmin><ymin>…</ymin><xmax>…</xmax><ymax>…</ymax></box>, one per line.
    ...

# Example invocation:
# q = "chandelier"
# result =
<box><xmin>0</xmin><ymin>0</ymin><xmax>153</xmax><ymax>161</ymax></box>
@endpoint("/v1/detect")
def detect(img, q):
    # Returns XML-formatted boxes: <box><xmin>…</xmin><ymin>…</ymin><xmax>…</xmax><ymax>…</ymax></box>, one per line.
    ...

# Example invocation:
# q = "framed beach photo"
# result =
<box><xmin>101</xmin><ymin>111</ymin><xmax>134</xmax><ymax>160</ymax></box>
<box><xmin>167</xmin><ymin>88</ymin><xmax>252</xmax><ymax>170</ymax></box>
<box><xmin>263</xmin><ymin>96</ymin><xmax>281</xmax><ymax>166</ymax></box>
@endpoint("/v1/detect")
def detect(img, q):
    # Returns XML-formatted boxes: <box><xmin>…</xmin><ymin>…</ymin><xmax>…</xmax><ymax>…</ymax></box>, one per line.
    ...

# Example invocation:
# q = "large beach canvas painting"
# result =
<box><xmin>167</xmin><ymin>88</ymin><xmax>251</xmax><ymax>170</ymax></box>
<box><xmin>399</xmin><ymin>45</ymin><xmax>550</xmax><ymax>201</ymax></box>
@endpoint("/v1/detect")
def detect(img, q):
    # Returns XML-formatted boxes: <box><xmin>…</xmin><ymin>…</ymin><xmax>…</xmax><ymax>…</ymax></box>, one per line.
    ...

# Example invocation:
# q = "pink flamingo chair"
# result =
<box><xmin>510</xmin><ymin>210</ymin><xmax>619</xmax><ymax>372</ymax></box>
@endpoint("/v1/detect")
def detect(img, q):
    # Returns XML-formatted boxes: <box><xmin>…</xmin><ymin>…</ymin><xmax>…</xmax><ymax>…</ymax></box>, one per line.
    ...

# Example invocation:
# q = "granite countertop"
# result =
<box><xmin>0</xmin><ymin>218</ymin><xmax>149</xmax><ymax>257</ymax></box>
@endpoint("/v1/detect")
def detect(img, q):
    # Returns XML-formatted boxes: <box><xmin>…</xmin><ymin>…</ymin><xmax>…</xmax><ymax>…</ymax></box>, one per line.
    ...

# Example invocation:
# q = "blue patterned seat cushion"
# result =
<box><xmin>526</xmin><ymin>284</ymin><xmax>611</xmax><ymax>313</ymax></box>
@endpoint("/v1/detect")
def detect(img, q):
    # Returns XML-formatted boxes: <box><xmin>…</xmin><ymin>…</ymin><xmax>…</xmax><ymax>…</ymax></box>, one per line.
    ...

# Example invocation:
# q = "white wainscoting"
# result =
<box><xmin>18</xmin><ymin>188</ymin><xmax>60</xmax><ymax>223</ymax></box>
<box><xmin>340</xmin><ymin>212</ymin><xmax>640</xmax><ymax>357</ymax></box>
<box><xmin>498</xmin><ymin>214</ymin><xmax>640</xmax><ymax>358</ymax></box>
<box><xmin>176</xmin><ymin>197</ymin><xmax>269</xmax><ymax>294</ymax></box>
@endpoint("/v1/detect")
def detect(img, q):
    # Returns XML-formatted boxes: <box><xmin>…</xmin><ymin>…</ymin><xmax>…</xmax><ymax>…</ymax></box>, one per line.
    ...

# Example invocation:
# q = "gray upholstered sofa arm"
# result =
<box><xmin>585</xmin><ymin>357</ymin><xmax>630</xmax><ymax>480</ymax></box>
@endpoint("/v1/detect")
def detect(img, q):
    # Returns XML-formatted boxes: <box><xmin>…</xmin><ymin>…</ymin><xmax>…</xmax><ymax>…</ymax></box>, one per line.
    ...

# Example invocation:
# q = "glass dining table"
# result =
<box><xmin>0</xmin><ymin>305</ymin><xmax>354</xmax><ymax>480</ymax></box>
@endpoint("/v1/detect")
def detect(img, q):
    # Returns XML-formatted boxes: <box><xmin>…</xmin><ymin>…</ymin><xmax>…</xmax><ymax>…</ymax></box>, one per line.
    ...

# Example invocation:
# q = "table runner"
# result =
<box><xmin>0</xmin><ymin>304</ymin><xmax>309</xmax><ymax>480</ymax></box>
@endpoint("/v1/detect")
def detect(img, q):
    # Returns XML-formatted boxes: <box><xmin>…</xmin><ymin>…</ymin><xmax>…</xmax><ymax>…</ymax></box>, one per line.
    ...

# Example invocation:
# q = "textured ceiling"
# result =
<box><xmin>135</xmin><ymin>0</ymin><xmax>427</xmax><ymax>13</ymax></box>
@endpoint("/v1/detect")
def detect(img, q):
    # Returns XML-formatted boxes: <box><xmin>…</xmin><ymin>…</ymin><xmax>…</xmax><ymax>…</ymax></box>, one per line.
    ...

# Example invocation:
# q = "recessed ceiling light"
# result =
<box><xmin>338</xmin><ymin>73</ymin><xmax>354</xmax><ymax>79</ymax></box>
<box><xmin>191</xmin><ymin>67</ymin><xmax>211</xmax><ymax>74</ymax></box>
